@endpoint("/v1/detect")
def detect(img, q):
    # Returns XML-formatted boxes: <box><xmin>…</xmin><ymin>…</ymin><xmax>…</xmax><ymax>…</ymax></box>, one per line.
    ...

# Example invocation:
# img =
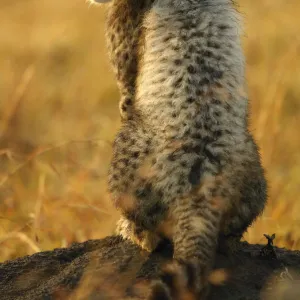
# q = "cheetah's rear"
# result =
<box><xmin>91</xmin><ymin>0</ymin><xmax>267</xmax><ymax>299</ymax></box>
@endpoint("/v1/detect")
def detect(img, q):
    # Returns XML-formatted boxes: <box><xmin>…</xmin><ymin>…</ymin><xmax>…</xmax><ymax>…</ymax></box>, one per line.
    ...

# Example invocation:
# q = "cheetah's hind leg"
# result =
<box><xmin>148</xmin><ymin>195</ymin><xmax>223</xmax><ymax>300</ymax></box>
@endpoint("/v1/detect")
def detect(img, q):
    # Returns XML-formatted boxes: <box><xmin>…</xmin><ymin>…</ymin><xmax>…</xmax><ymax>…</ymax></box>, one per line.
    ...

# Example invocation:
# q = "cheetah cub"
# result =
<box><xmin>90</xmin><ymin>0</ymin><xmax>155</xmax><ymax>120</ymax></box>
<box><xmin>91</xmin><ymin>0</ymin><xmax>267</xmax><ymax>299</ymax></box>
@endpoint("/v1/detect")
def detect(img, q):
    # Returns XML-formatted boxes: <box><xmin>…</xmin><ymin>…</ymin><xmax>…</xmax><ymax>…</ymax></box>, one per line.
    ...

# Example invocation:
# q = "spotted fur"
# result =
<box><xmin>101</xmin><ymin>0</ymin><xmax>155</xmax><ymax>120</ymax></box>
<box><xmin>92</xmin><ymin>0</ymin><xmax>267</xmax><ymax>298</ymax></box>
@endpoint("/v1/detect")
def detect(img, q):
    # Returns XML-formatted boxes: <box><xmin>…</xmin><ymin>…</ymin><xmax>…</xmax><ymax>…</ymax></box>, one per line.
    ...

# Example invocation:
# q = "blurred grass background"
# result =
<box><xmin>0</xmin><ymin>0</ymin><xmax>299</xmax><ymax>262</ymax></box>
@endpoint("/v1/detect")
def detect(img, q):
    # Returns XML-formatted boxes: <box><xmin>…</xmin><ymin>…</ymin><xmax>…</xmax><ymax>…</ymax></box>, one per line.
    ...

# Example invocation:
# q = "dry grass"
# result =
<box><xmin>0</xmin><ymin>0</ymin><xmax>299</xmax><ymax>263</ymax></box>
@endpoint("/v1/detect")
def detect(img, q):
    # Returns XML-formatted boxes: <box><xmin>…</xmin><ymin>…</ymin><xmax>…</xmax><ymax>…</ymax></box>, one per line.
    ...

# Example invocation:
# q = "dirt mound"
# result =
<box><xmin>0</xmin><ymin>236</ymin><xmax>300</xmax><ymax>300</ymax></box>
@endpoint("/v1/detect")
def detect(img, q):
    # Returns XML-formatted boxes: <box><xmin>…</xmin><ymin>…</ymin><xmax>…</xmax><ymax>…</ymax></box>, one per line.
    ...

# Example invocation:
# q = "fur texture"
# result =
<box><xmin>104</xmin><ymin>0</ymin><xmax>155</xmax><ymax>119</ymax></box>
<box><xmin>92</xmin><ymin>0</ymin><xmax>267</xmax><ymax>298</ymax></box>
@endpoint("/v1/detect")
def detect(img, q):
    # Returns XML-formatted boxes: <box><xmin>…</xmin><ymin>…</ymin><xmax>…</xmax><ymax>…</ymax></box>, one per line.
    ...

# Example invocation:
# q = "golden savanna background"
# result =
<box><xmin>0</xmin><ymin>0</ymin><xmax>299</xmax><ymax>262</ymax></box>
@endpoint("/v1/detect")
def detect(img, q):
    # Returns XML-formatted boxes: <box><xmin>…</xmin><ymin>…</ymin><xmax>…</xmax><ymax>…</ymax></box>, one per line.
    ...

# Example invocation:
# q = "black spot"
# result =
<box><xmin>196</xmin><ymin>89</ymin><xmax>204</xmax><ymax>96</ymax></box>
<box><xmin>168</xmin><ymin>153</ymin><xmax>176</xmax><ymax>161</ymax></box>
<box><xmin>214</xmin><ymin>130</ymin><xmax>223</xmax><ymax>138</ymax></box>
<box><xmin>189</xmin><ymin>44</ymin><xmax>196</xmax><ymax>52</ymax></box>
<box><xmin>204</xmin><ymin>123</ymin><xmax>210</xmax><ymax>131</ymax></box>
<box><xmin>131</xmin><ymin>151</ymin><xmax>139</xmax><ymax>158</ymax></box>
<box><xmin>202</xmin><ymin>66</ymin><xmax>222</xmax><ymax>78</ymax></box>
<box><xmin>191</xmin><ymin>133</ymin><xmax>202</xmax><ymax>139</ymax></box>
<box><xmin>195</xmin><ymin>121</ymin><xmax>203</xmax><ymax>129</ymax></box>
<box><xmin>224</xmin><ymin>103</ymin><xmax>233</xmax><ymax>112</ymax></box>
<box><xmin>207</xmin><ymin>41</ymin><xmax>221</xmax><ymax>49</ymax></box>
<box><xmin>199</xmin><ymin>78</ymin><xmax>210</xmax><ymax>86</ymax></box>
<box><xmin>228</xmin><ymin>81</ymin><xmax>235</xmax><ymax>88</ymax></box>
<box><xmin>168</xmin><ymin>92</ymin><xmax>175</xmax><ymax>99</ymax></box>
<box><xmin>177</xmin><ymin>177</ymin><xmax>185</xmax><ymax>187</ymax></box>
<box><xmin>218</xmin><ymin>24</ymin><xmax>230</xmax><ymax>30</ymax></box>
<box><xmin>173</xmin><ymin>77</ymin><xmax>183</xmax><ymax>88</ymax></box>
<box><xmin>184</xmin><ymin>128</ymin><xmax>191</xmax><ymax>135</ymax></box>
<box><xmin>174</xmin><ymin>59</ymin><xmax>182</xmax><ymax>66</ymax></box>
<box><xmin>224</xmin><ymin>129</ymin><xmax>232</xmax><ymax>135</ymax></box>
<box><xmin>213</xmin><ymin>70</ymin><xmax>224</xmax><ymax>80</ymax></box>
<box><xmin>220</xmin><ymin>189</ymin><xmax>228</xmax><ymax>198</ymax></box>
<box><xmin>171</xmin><ymin>45</ymin><xmax>180</xmax><ymax>51</ymax></box>
<box><xmin>112</xmin><ymin>174</ymin><xmax>119</xmax><ymax>180</ymax></box>
<box><xmin>185</xmin><ymin>85</ymin><xmax>191</xmax><ymax>94</ymax></box>
<box><xmin>147</xmin><ymin>201</ymin><xmax>165</xmax><ymax>216</ymax></box>
<box><xmin>180</xmin><ymin>161</ymin><xmax>187</xmax><ymax>167</ymax></box>
<box><xmin>157</xmin><ymin>190</ymin><xmax>163</xmax><ymax>198</ymax></box>
<box><xmin>196</xmin><ymin>56</ymin><xmax>205</xmax><ymax>65</ymax></box>
<box><xmin>123</xmin><ymin>53</ymin><xmax>129</xmax><ymax>61</ymax></box>
<box><xmin>124</xmin><ymin>98</ymin><xmax>132</xmax><ymax>105</ymax></box>
<box><xmin>118</xmin><ymin>132</ymin><xmax>126</xmax><ymax>142</ymax></box>
<box><xmin>193</xmin><ymin>144</ymin><xmax>203</xmax><ymax>153</ymax></box>
<box><xmin>237</xmin><ymin>149</ymin><xmax>246</xmax><ymax>155</ymax></box>
<box><xmin>184</xmin><ymin>53</ymin><xmax>191</xmax><ymax>59</ymax></box>
<box><xmin>168</xmin><ymin>69</ymin><xmax>175</xmax><ymax>76</ymax></box>
<box><xmin>193</xmin><ymin>31</ymin><xmax>204</xmax><ymax>38</ymax></box>
<box><xmin>182</xmin><ymin>143</ymin><xmax>193</xmax><ymax>153</ymax></box>
<box><xmin>187</xmin><ymin>65</ymin><xmax>196</xmax><ymax>74</ymax></box>
<box><xmin>120</xmin><ymin>147</ymin><xmax>127</xmax><ymax>155</ymax></box>
<box><xmin>203</xmin><ymin>147</ymin><xmax>220</xmax><ymax>164</ymax></box>
<box><xmin>176</xmin><ymin>188</ymin><xmax>182</xmax><ymax>195</ymax></box>
<box><xmin>203</xmin><ymin>50</ymin><xmax>213</xmax><ymax>57</ymax></box>
<box><xmin>163</xmin><ymin>36</ymin><xmax>172</xmax><ymax>43</ymax></box>
<box><xmin>181</xmin><ymin>34</ymin><xmax>189</xmax><ymax>42</ymax></box>
<box><xmin>188</xmin><ymin>159</ymin><xmax>203</xmax><ymax>185</ymax></box>
<box><xmin>209</xmin><ymin>187</ymin><xmax>218</xmax><ymax>197</ymax></box>
<box><xmin>214</xmin><ymin>111</ymin><xmax>222</xmax><ymax>118</ymax></box>
<box><xmin>119</xmin><ymin>168</ymin><xmax>126</xmax><ymax>176</ymax></box>
<box><xmin>212</xmin><ymin>99</ymin><xmax>222</xmax><ymax>105</ymax></box>
<box><xmin>135</xmin><ymin>183</ymin><xmax>152</xmax><ymax>199</ymax></box>
<box><xmin>187</xmin><ymin>97</ymin><xmax>195</xmax><ymax>103</ymax></box>
<box><xmin>212</xmin><ymin>142</ymin><xmax>226</xmax><ymax>148</ymax></box>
